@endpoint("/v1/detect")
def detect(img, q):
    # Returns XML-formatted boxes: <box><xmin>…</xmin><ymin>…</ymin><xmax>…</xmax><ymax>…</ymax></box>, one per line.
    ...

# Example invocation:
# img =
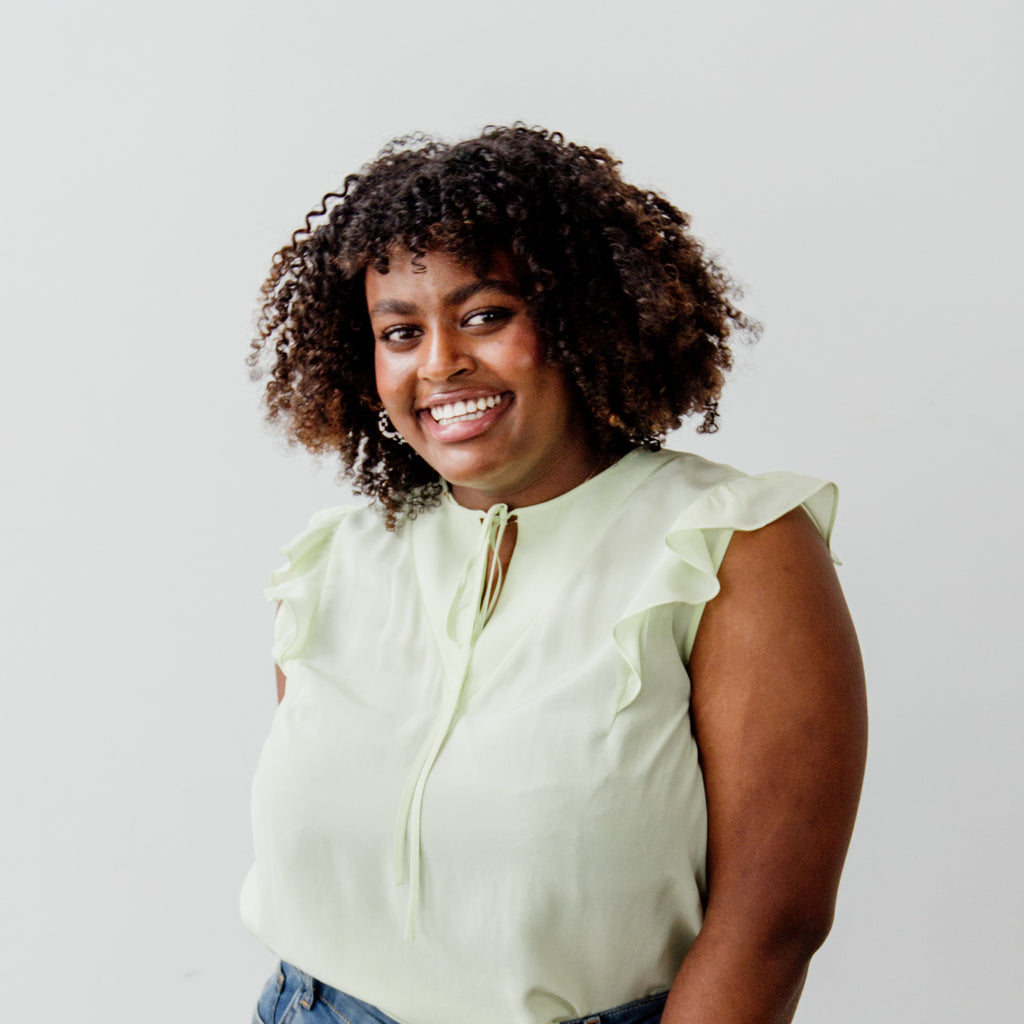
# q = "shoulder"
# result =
<box><xmin>631</xmin><ymin>447</ymin><xmax>745</xmax><ymax>493</ymax></box>
<box><xmin>690</xmin><ymin>500</ymin><xmax>858</xmax><ymax>698</ymax></box>
<box><xmin>713</xmin><ymin>506</ymin><xmax>840</xmax><ymax>611</ymax></box>
<box><xmin>625</xmin><ymin>447</ymin><xmax>837</xmax><ymax>543</ymax></box>
<box><xmin>280</xmin><ymin>500</ymin><xmax>395</xmax><ymax>554</ymax></box>
<box><xmin>267</xmin><ymin>501</ymin><xmax>387</xmax><ymax>596</ymax></box>
<box><xmin>266</xmin><ymin>501</ymin><xmax>403</xmax><ymax>667</ymax></box>
<box><xmin>271</xmin><ymin>503</ymin><xmax>365</xmax><ymax>571</ymax></box>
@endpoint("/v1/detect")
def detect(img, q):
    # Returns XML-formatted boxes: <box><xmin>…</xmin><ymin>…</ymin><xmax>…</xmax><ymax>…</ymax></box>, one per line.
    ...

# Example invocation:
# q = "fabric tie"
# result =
<box><xmin>392</xmin><ymin>503</ymin><xmax>511</xmax><ymax>939</ymax></box>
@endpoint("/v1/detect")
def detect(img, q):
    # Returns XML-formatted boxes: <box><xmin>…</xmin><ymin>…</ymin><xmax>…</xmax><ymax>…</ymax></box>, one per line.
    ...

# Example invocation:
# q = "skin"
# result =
<box><xmin>275</xmin><ymin>249</ymin><xmax>867</xmax><ymax>1021</ymax></box>
<box><xmin>663</xmin><ymin>508</ymin><xmax>867</xmax><ymax>1023</ymax></box>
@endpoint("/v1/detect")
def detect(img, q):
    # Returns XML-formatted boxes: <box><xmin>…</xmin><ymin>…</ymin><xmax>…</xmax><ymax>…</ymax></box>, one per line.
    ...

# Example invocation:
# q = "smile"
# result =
<box><xmin>427</xmin><ymin>394</ymin><xmax>508</xmax><ymax>426</ymax></box>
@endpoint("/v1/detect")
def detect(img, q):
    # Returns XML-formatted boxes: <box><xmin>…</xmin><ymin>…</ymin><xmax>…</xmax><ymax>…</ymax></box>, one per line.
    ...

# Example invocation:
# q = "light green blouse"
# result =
<box><xmin>241</xmin><ymin>447</ymin><xmax>837</xmax><ymax>1024</ymax></box>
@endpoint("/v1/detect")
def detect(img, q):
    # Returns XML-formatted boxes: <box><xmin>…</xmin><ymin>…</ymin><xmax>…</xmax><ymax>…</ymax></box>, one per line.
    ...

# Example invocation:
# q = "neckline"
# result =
<box><xmin>410</xmin><ymin>444</ymin><xmax>669</xmax><ymax>698</ymax></box>
<box><xmin>440</xmin><ymin>448</ymin><xmax>646</xmax><ymax>522</ymax></box>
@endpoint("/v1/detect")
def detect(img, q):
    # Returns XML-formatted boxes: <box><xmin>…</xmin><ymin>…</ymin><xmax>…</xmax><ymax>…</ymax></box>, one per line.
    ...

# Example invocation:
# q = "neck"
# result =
<box><xmin>449</xmin><ymin>446</ymin><xmax>614</xmax><ymax>512</ymax></box>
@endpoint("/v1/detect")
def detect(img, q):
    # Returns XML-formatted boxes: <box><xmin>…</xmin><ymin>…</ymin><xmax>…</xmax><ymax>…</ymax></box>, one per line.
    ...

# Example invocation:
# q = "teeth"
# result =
<box><xmin>429</xmin><ymin>394</ymin><xmax>503</xmax><ymax>425</ymax></box>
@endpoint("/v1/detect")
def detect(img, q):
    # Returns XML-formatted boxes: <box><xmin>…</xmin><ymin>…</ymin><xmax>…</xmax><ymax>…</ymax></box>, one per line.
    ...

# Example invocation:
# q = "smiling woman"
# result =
<box><xmin>248</xmin><ymin>125</ymin><xmax>747</xmax><ymax>528</ymax></box>
<box><xmin>243</xmin><ymin>125</ymin><xmax>866</xmax><ymax>1024</ymax></box>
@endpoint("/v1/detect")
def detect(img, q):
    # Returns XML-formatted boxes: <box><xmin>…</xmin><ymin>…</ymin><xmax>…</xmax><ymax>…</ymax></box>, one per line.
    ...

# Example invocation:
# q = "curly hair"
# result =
<box><xmin>249</xmin><ymin>124</ymin><xmax>757</xmax><ymax>526</ymax></box>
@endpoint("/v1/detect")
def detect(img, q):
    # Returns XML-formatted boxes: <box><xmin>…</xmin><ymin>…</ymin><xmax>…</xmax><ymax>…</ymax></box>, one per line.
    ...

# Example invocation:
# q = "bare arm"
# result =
<box><xmin>663</xmin><ymin>508</ymin><xmax>867</xmax><ymax>1024</ymax></box>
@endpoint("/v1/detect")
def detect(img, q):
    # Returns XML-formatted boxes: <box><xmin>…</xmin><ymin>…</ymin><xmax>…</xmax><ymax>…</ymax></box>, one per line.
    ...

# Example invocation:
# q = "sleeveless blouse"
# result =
<box><xmin>241</xmin><ymin>447</ymin><xmax>837</xmax><ymax>1024</ymax></box>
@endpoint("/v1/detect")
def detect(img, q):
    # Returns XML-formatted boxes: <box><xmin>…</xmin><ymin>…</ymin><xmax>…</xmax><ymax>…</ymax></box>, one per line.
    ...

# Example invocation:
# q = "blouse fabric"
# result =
<box><xmin>241</xmin><ymin>447</ymin><xmax>837</xmax><ymax>1024</ymax></box>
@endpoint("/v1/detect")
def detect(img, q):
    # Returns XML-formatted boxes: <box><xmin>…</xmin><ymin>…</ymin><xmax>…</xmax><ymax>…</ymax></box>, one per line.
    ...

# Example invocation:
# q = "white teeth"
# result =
<box><xmin>428</xmin><ymin>394</ymin><xmax>503</xmax><ymax>425</ymax></box>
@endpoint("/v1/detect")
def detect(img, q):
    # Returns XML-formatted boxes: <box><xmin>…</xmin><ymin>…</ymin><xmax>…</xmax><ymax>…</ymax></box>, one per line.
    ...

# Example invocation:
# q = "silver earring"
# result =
<box><xmin>377</xmin><ymin>410</ymin><xmax>406</xmax><ymax>444</ymax></box>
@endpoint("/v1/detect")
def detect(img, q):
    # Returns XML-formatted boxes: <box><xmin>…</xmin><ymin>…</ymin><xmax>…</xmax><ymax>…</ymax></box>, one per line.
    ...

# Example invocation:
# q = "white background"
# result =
<box><xmin>2</xmin><ymin>1</ymin><xmax>1021</xmax><ymax>1020</ymax></box>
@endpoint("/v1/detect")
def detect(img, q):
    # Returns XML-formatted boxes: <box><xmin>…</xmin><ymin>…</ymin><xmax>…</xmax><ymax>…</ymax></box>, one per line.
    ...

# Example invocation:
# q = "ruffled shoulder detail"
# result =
<box><xmin>664</xmin><ymin>471</ymin><xmax>837</xmax><ymax>544</ymax></box>
<box><xmin>265</xmin><ymin>506</ymin><xmax>358</xmax><ymax>667</ymax></box>
<box><xmin>610</xmin><ymin>470</ymin><xmax>838</xmax><ymax>717</ymax></box>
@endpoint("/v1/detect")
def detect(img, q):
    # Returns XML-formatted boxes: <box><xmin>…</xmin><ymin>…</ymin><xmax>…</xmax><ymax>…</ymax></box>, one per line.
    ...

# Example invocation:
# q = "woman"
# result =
<box><xmin>243</xmin><ymin>125</ymin><xmax>867</xmax><ymax>1024</ymax></box>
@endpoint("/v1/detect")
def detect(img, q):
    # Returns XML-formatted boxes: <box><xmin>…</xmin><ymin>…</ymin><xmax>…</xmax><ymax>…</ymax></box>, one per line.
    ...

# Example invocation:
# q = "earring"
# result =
<box><xmin>377</xmin><ymin>410</ymin><xmax>406</xmax><ymax>444</ymax></box>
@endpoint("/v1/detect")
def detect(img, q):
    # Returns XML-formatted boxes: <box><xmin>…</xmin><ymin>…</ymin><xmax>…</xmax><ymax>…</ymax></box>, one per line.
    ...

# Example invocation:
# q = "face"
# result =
<box><xmin>367</xmin><ymin>249</ymin><xmax>599</xmax><ymax>511</ymax></box>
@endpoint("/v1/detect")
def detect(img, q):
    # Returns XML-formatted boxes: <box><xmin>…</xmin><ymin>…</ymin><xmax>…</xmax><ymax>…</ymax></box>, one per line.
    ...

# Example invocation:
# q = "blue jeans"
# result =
<box><xmin>254</xmin><ymin>961</ymin><xmax>668</xmax><ymax>1024</ymax></box>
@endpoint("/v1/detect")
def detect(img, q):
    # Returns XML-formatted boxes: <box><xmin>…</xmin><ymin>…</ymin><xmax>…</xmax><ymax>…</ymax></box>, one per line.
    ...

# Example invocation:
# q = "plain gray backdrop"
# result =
<box><xmin>2</xmin><ymin>0</ymin><xmax>1021</xmax><ymax>1020</ymax></box>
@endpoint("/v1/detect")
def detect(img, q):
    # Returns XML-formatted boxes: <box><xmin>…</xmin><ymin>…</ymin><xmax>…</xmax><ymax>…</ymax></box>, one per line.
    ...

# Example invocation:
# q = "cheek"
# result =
<box><xmin>373</xmin><ymin>350</ymin><xmax>396</xmax><ymax>402</ymax></box>
<box><xmin>526</xmin><ymin>359</ymin><xmax>574</xmax><ymax>400</ymax></box>
<box><xmin>504</xmin><ymin>338</ymin><xmax>559</xmax><ymax>387</ymax></box>
<box><xmin>537</xmin><ymin>369</ymin><xmax>583</xmax><ymax>427</ymax></box>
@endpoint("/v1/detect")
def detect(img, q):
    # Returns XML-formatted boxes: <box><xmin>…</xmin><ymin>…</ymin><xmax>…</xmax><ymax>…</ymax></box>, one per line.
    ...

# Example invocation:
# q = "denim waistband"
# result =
<box><xmin>559</xmin><ymin>988</ymin><xmax>668</xmax><ymax>1024</ymax></box>
<box><xmin>277</xmin><ymin>961</ymin><xmax>668</xmax><ymax>1024</ymax></box>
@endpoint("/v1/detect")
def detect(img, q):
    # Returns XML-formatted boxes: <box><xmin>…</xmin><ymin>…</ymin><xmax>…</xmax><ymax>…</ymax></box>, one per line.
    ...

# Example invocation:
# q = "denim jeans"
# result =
<box><xmin>253</xmin><ymin>961</ymin><xmax>667</xmax><ymax>1024</ymax></box>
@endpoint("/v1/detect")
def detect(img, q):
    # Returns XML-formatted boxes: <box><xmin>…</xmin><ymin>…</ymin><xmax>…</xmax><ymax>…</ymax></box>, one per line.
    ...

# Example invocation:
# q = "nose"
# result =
<box><xmin>417</xmin><ymin>324</ymin><xmax>475</xmax><ymax>381</ymax></box>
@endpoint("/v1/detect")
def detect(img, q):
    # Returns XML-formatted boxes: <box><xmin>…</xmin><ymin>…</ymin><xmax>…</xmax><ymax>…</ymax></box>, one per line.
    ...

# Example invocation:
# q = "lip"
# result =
<box><xmin>418</xmin><ymin>391</ymin><xmax>512</xmax><ymax>443</ymax></box>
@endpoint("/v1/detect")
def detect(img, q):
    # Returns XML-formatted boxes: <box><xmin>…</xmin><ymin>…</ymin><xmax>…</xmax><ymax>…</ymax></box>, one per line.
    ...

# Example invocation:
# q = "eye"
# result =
<box><xmin>379</xmin><ymin>324</ymin><xmax>422</xmax><ymax>345</ymax></box>
<box><xmin>462</xmin><ymin>307</ymin><xmax>515</xmax><ymax>330</ymax></box>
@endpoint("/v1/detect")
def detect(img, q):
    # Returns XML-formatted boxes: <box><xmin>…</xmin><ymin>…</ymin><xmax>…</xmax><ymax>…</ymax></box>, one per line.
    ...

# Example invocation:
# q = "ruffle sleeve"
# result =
<box><xmin>265</xmin><ymin>506</ymin><xmax>356</xmax><ymax>668</ymax></box>
<box><xmin>610</xmin><ymin>472</ymin><xmax>838</xmax><ymax>716</ymax></box>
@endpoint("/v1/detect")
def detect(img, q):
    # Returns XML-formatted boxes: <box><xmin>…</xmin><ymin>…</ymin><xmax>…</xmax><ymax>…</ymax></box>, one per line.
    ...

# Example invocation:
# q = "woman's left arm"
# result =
<box><xmin>663</xmin><ymin>507</ymin><xmax>867</xmax><ymax>1024</ymax></box>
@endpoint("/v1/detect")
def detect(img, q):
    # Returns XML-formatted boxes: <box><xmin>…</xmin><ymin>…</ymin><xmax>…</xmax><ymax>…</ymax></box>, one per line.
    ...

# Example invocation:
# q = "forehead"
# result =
<box><xmin>364</xmin><ymin>249</ymin><xmax>520</xmax><ymax>311</ymax></box>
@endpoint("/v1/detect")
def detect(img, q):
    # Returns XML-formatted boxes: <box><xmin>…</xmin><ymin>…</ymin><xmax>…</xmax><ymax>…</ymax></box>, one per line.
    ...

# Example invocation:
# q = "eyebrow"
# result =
<box><xmin>368</xmin><ymin>278</ymin><xmax>521</xmax><ymax>317</ymax></box>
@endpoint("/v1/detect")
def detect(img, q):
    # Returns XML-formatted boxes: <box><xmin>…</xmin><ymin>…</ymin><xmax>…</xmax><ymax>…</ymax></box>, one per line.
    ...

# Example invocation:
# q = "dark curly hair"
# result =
<box><xmin>249</xmin><ymin>124</ymin><xmax>757</xmax><ymax>525</ymax></box>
